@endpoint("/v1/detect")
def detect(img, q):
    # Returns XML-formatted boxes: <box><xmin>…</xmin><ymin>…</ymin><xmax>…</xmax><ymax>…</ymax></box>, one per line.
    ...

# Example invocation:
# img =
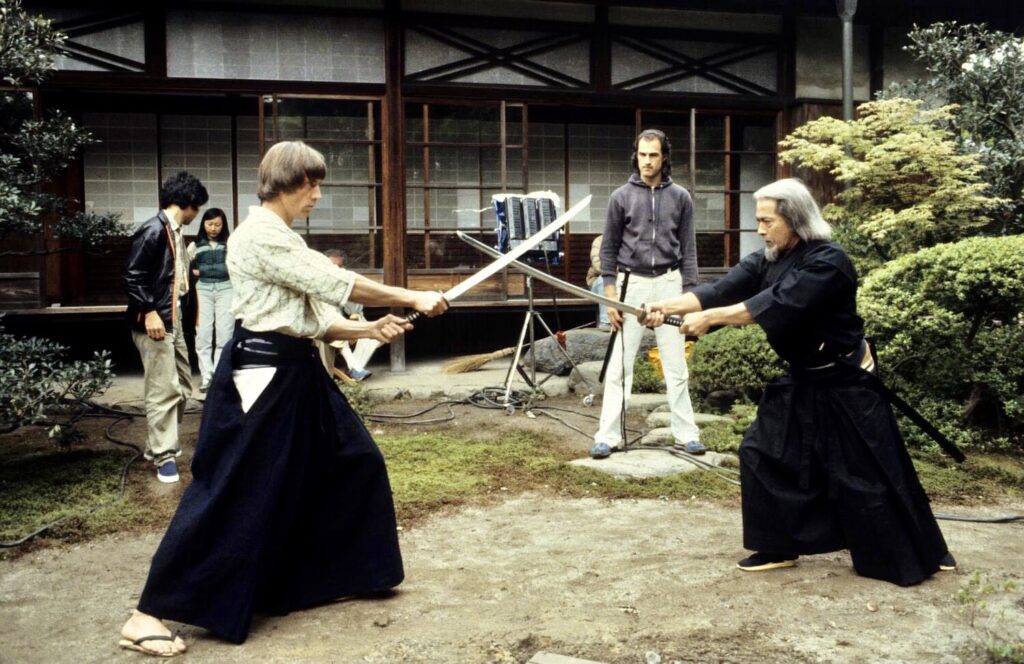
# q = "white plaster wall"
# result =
<box><xmin>795</xmin><ymin>17</ymin><xmax>871</xmax><ymax>101</ymax></box>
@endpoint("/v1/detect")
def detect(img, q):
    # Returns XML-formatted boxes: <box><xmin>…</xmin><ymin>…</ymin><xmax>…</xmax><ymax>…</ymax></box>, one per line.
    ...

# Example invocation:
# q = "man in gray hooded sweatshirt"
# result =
<box><xmin>591</xmin><ymin>129</ymin><xmax>703</xmax><ymax>459</ymax></box>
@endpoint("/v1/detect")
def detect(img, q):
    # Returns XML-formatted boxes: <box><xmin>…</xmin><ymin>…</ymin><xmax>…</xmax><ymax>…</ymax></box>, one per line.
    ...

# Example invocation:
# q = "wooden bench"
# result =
<box><xmin>0</xmin><ymin>272</ymin><xmax>42</xmax><ymax>310</ymax></box>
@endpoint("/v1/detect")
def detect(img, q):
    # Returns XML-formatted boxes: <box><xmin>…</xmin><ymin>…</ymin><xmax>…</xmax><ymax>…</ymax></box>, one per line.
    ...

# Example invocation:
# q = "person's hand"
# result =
<box><xmin>681</xmin><ymin>311</ymin><xmax>713</xmax><ymax>337</ymax></box>
<box><xmin>192</xmin><ymin>268</ymin><xmax>199</xmax><ymax>277</ymax></box>
<box><xmin>607</xmin><ymin>307</ymin><xmax>624</xmax><ymax>332</ymax></box>
<box><xmin>369</xmin><ymin>314</ymin><xmax>413</xmax><ymax>344</ymax></box>
<box><xmin>144</xmin><ymin>310</ymin><xmax>166</xmax><ymax>340</ymax></box>
<box><xmin>411</xmin><ymin>290</ymin><xmax>448</xmax><ymax>317</ymax></box>
<box><xmin>642</xmin><ymin>303</ymin><xmax>666</xmax><ymax>328</ymax></box>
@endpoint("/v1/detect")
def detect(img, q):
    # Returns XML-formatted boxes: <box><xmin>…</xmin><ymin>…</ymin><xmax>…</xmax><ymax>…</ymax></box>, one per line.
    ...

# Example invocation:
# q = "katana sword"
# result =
<box><xmin>456</xmin><ymin>231</ymin><xmax>686</xmax><ymax>328</ymax></box>
<box><xmin>402</xmin><ymin>194</ymin><xmax>592</xmax><ymax>322</ymax></box>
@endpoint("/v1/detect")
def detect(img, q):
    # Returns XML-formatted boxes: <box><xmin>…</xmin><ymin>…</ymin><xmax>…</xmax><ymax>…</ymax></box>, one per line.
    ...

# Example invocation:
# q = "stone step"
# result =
<box><xmin>645</xmin><ymin>411</ymin><xmax>734</xmax><ymax>428</ymax></box>
<box><xmin>570</xmin><ymin>447</ymin><xmax>737</xmax><ymax>479</ymax></box>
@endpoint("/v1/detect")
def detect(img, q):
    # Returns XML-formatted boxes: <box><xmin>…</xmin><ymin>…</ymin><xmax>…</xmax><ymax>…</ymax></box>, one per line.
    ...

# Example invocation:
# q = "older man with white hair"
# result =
<box><xmin>644</xmin><ymin>178</ymin><xmax>955</xmax><ymax>587</ymax></box>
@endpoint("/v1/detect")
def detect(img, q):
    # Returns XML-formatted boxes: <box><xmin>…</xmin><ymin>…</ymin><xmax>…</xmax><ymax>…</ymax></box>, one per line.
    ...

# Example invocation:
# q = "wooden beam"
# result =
<box><xmin>382</xmin><ymin>1</ymin><xmax>408</xmax><ymax>371</ymax></box>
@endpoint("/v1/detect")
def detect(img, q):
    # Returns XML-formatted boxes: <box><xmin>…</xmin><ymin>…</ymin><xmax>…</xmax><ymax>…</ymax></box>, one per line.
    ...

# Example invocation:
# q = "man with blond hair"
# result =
<box><xmin>118</xmin><ymin>141</ymin><xmax>447</xmax><ymax>656</ymax></box>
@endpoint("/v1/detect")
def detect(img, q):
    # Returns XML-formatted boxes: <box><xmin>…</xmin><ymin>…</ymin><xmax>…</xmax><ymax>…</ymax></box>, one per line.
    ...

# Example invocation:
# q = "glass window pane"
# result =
<box><xmin>526</xmin><ymin>122</ymin><xmax>565</xmax><ymax>194</ymax></box>
<box><xmin>82</xmin><ymin>112</ymin><xmax>158</xmax><ymax>226</ymax></box>
<box><xmin>567</xmin><ymin>122</ymin><xmax>635</xmax><ymax>233</ymax></box>
<box><xmin>167</xmin><ymin>11</ymin><xmax>384</xmax><ymax>83</ymax></box>
<box><xmin>421</xmin><ymin>104</ymin><xmax>503</xmax><ymax>144</ymax></box>
<box><xmin>695</xmin><ymin>116</ymin><xmax>725</xmax><ymax>151</ymax></box>
<box><xmin>695</xmin><ymin>153</ymin><xmax>725</xmax><ymax>191</ymax></box>
<box><xmin>161</xmin><ymin>115</ymin><xmax>235</xmax><ymax>227</ymax></box>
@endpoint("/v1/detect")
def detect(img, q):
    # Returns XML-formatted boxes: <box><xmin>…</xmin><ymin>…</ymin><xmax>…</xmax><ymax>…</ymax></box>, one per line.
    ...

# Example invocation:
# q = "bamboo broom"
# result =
<box><xmin>442</xmin><ymin>321</ymin><xmax>596</xmax><ymax>374</ymax></box>
<box><xmin>442</xmin><ymin>346</ymin><xmax>517</xmax><ymax>374</ymax></box>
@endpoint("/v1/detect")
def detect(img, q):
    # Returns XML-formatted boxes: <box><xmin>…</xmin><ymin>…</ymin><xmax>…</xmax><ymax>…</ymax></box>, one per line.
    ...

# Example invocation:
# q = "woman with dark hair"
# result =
<box><xmin>118</xmin><ymin>141</ymin><xmax>447</xmax><ymax>656</ymax></box>
<box><xmin>186</xmin><ymin>208</ymin><xmax>232</xmax><ymax>392</ymax></box>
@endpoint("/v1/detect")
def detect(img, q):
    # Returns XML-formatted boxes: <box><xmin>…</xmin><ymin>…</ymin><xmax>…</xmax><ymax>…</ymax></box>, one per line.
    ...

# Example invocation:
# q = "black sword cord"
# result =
<box><xmin>598</xmin><ymin>271</ymin><xmax>630</xmax><ymax>384</ymax></box>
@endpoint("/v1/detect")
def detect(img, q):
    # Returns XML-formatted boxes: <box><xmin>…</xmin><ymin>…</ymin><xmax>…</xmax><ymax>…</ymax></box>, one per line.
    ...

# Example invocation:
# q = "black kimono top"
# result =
<box><xmin>690</xmin><ymin>240</ymin><xmax>865</xmax><ymax>369</ymax></box>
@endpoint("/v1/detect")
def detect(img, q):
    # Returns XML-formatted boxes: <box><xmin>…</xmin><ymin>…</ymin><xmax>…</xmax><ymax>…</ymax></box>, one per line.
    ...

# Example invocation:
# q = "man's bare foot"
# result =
<box><xmin>119</xmin><ymin>610</ymin><xmax>187</xmax><ymax>656</ymax></box>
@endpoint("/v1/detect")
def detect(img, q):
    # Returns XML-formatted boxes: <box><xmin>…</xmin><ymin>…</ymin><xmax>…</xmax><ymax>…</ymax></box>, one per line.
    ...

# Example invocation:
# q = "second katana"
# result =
<box><xmin>456</xmin><ymin>231</ymin><xmax>686</xmax><ymax>328</ymax></box>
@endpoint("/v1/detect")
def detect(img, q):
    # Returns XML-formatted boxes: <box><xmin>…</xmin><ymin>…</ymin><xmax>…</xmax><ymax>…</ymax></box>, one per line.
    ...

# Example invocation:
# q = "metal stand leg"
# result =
<box><xmin>501</xmin><ymin>276</ymin><xmax>598</xmax><ymax>409</ymax></box>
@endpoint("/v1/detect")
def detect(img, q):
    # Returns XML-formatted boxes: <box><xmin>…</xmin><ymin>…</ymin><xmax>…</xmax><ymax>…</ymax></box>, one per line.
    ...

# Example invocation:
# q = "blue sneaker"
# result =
<box><xmin>674</xmin><ymin>440</ymin><xmax>707</xmax><ymax>455</ymax></box>
<box><xmin>156</xmin><ymin>459</ymin><xmax>180</xmax><ymax>483</ymax></box>
<box><xmin>349</xmin><ymin>368</ymin><xmax>372</xmax><ymax>382</ymax></box>
<box><xmin>589</xmin><ymin>442</ymin><xmax>613</xmax><ymax>459</ymax></box>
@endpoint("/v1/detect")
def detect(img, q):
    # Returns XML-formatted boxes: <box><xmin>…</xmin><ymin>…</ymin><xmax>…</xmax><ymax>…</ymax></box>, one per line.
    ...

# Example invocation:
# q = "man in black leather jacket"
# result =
<box><xmin>124</xmin><ymin>171</ymin><xmax>209</xmax><ymax>483</ymax></box>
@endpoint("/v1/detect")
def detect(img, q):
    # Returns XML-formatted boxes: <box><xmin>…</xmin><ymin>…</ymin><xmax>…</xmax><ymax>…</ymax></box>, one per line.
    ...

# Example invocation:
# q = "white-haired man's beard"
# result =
<box><xmin>764</xmin><ymin>245</ymin><xmax>781</xmax><ymax>262</ymax></box>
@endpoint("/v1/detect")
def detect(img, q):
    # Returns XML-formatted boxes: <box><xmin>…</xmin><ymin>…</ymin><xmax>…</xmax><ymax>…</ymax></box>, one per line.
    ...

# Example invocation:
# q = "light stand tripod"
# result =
<box><xmin>501</xmin><ymin>275</ymin><xmax>596</xmax><ymax>410</ymax></box>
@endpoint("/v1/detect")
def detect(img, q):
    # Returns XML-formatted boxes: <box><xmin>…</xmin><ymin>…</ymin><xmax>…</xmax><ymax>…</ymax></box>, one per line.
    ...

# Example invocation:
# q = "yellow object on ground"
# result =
<box><xmin>648</xmin><ymin>341</ymin><xmax>696</xmax><ymax>377</ymax></box>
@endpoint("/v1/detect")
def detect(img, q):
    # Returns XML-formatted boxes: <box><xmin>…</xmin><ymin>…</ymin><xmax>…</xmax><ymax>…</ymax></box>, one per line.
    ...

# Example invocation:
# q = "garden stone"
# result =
<box><xmin>645</xmin><ymin>411</ymin><xmax>734</xmax><ymax>428</ymax></box>
<box><xmin>531</xmin><ymin>328</ymin><xmax>657</xmax><ymax>375</ymax></box>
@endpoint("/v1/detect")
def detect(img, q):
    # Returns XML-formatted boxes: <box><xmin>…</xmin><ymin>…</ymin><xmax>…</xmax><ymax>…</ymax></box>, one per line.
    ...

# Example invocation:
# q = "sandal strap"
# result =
<box><xmin>133</xmin><ymin>630</ymin><xmax>178</xmax><ymax>646</ymax></box>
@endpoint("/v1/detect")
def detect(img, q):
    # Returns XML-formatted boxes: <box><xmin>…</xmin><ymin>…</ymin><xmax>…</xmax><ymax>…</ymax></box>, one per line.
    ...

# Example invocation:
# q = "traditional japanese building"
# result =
<box><xmin>4</xmin><ymin>0</ymin><xmax>1022</xmax><ymax>367</ymax></box>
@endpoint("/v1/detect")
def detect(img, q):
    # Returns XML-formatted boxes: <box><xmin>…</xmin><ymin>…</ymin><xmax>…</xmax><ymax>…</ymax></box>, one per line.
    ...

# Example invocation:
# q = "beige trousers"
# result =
<box><xmin>132</xmin><ymin>325</ymin><xmax>192</xmax><ymax>465</ymax></box>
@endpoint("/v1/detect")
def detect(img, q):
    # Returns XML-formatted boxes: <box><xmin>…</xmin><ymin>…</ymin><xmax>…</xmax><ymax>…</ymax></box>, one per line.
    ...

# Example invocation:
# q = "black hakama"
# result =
<box><xmin>739</xmin><ymin>364</ymin><xmax>949</xmax><ymax>586</ymax></box>
<box><xmin>137</xmin><ymin>328</ymin><xmax>404</xmax><ymax>643</ymax></box>
<box><xmin>692</xmin><ymin>239</ymin><xmax>950</xmax><ymax>587</ymax></box>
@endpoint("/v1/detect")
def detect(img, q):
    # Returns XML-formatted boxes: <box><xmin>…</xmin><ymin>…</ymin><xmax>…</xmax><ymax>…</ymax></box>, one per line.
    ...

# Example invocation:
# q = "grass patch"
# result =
<box><xmin>912</xmin><ymin>452</ymin><xmax>1024</xmax><ymax>503</ymax></box>
<box><xmin>0</xmin><ymin>446</ymin><xmax>133</xmax><ymax>545</ymax></box>
<box><xmin>379</xmin><ymin>430</ymin><xmax>741</xmax><ymax>527</ymax></box>
<box><xmin>2</xmin><ymin>413</ymin><xmax>1022</xmax><ymax>555</ymax></box>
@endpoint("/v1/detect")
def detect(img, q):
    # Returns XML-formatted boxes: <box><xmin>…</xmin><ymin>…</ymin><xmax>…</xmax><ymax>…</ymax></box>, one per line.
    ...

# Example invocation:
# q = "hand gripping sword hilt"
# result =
<box><xmin>637</xmin><ymin>303</ymin><xmax>685</xmax><ymax>329</ymax></box>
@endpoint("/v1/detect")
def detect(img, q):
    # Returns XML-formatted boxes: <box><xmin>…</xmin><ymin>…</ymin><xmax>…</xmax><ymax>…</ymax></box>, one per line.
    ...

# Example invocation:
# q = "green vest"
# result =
<box><xmin>194</xmin><ymin>240</ymin><xmax>229</xmax><ymax>283</ymax></box>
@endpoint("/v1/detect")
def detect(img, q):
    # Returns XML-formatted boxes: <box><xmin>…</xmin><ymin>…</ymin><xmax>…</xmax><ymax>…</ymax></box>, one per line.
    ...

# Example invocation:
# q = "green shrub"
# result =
<box><xmin>0</xmin><ymin>317</ymin><xmax>114</xmax><ymax>443</ymax></box>
<box><xmin>860</xmin><ymin>235</ymin><xmax>1024</xmax><ymax>450</ymax></box>
<box><xmin>687</xmin><ymin>326</ymin><xmax>785</xmax><ymax>408</ymax></box>
<box><xmin>779</xmin><ymin>98</ymin><xmax>1003</xmax><ymax>274</ymax></box>
<box><xmin>631</xmin><ymin>352</ymin><xmax>665</xmax><ymax>394</ymax></box>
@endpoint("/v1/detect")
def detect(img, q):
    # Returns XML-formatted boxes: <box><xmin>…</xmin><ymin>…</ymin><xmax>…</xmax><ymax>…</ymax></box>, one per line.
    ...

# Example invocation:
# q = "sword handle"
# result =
<box><xmin>637</xmin><ymin>302</ymin><xmax>684</xmax><ymax>329</ymax></box>
<box><xmin>403</xmin><ymin>293</ymin><xmax>448</xmax><ymax>324</ymax></box>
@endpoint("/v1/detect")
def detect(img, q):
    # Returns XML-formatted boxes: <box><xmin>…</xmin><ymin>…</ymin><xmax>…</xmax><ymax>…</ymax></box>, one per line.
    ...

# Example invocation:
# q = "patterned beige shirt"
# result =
<box><xmin>227</xmin><ymin>205</ymin><xmax>354</xmax><ymax>339</ymax></box>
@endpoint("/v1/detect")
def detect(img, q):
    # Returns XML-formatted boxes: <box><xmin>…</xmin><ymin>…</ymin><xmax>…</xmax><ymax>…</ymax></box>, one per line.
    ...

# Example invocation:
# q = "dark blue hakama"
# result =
<box><xmin>137</xmin><ymin>328</ymin><xmax>403</xmax><ymax>643</ymax></box>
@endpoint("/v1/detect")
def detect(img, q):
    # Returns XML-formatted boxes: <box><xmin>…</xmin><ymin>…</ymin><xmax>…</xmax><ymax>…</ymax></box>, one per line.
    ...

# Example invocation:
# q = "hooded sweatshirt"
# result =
<box><xmin>599</xmin><ymin>173</ymin><xmax>698</xmax><ymax>291</ymax></box>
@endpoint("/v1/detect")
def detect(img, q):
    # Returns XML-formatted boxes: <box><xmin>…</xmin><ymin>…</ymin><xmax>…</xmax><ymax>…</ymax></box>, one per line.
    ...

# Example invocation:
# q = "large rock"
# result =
<box><xmin>530</xmin><ymin>328</ymin><xmax>657</xmax><ymax>375</ymax></box>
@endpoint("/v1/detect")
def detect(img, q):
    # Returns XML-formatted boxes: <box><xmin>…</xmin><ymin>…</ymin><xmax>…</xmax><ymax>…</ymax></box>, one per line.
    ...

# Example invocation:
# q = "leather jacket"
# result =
<box><xmin>124</xmin><ymin>211</ymin><xmax>180</xmax><ymax>333</ymax></box>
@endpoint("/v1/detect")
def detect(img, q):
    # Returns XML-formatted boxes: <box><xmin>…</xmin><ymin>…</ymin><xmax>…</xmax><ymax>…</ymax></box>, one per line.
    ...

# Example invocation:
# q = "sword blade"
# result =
<box><xmin>442</xmin><ymin>195</ymin><xmax>590</xmax><ymax>303</ymax></box>
<box><xmin>456</xmin><ymin>232</ymin><xmax>684</xmax><ymax>328</ymax></box>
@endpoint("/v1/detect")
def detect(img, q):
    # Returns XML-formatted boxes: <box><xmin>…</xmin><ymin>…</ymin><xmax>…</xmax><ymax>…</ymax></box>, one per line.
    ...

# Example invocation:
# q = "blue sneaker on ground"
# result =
<box><xmin>156</xmin><ymin>459</ymin><xmax>179</xmax><ymax>484</ymax></box>
<box><xmin>349</xmin><ymin>368</ymin><xmax>372</xmax><ymax>382</ymax></box>
<box><xmin>589</xmin><ymin>442</ymin><xmax>613</xmax><ymax>459</ymax></box>
<box><xmin>674</xmin><ymin>440</ymin><xmax>707</xmax><ymax>455</ymax></box>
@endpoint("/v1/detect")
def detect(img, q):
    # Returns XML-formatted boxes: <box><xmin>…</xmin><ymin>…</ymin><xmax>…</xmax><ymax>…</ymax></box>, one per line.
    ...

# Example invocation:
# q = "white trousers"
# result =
<box><xmin>595</xmin><ymin>270</ymin><xmax>700</xmax><ymax>446</ymax></box>
<box><xmin>339</xmin><ymin>335</ymin><xmax>377</xmax><ymax>372</ymax></box>
<box><xmin>195</xmin><ymin>281</ymin><xmax>234</xmax><ymax>383</ymax></box>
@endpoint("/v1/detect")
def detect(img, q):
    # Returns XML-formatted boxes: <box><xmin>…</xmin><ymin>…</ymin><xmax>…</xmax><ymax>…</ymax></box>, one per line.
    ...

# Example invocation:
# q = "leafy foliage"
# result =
<box><xmin>0</xmin><ymin>0</ymin><xmax>125</xmax><ymax>247</ymax></box>
<box><xmin>887</xmin><ymin>22</ymin><xmax>1024</xmax><ymax>236</ymax></box>
<box><xmin>0</xmin><ymin>317</ymin><xmax>114</xmax><ymax>442</ymax></box>
<box><xmin>779</xmin><ymin>98</ymin><xmax>1003</xmax><ymax>274</ymax></box>
<box><xmin>631</xmin><ymin>351</ymin><xmax>665</xmax><ymax>394</ymax></box>
<box><xmin>687</xmin><ymin>326</ymin><xmax>785</xmax><ymax>407</ymax></box>
<box><xmin>859</xmin><ymin>235</ymin><xmax>1024</xmax><ymax>449</ymax></box>
<box><xmin>0</xmin><ymin>2</ymin><xmax>122</xmax><ymax>441</ymax></box>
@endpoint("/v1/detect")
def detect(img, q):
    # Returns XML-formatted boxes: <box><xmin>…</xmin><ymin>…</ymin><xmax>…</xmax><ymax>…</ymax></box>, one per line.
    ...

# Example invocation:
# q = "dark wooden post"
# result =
<box><xmin>382</xmin><ymin>1</ymin><xmax>408</xmax><ymax>372</ymax></box>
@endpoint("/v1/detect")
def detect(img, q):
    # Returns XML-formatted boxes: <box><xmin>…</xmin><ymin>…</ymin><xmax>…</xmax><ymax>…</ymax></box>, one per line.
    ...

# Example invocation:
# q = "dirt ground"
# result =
<box><xmin>1</xmin><ymin>396</ymin><xmax>1023</xmax><ymax>664</ymax></box>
